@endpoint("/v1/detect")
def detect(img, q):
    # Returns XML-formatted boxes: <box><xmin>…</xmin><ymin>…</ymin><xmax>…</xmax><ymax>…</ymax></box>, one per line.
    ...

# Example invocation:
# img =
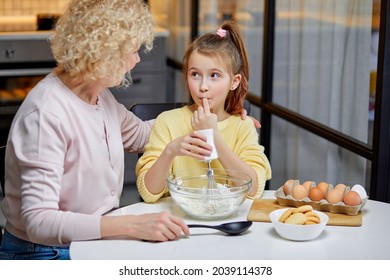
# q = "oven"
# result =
<box><xmin>0</xmin><ymin>32</ymin><xmax>55</xmax><ymax>146</ymax></box>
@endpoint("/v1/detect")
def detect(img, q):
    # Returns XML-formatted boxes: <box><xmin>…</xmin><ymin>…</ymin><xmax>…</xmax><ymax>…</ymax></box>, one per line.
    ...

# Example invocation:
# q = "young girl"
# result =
<box><xmin>136</xmin><ymin>21</ymin><xmax>271</xmax><ymax>203</ymax></box>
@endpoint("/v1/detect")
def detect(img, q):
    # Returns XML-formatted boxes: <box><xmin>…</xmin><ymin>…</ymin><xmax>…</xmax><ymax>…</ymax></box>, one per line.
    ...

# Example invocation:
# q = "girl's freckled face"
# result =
<box><xmin>187</xmin><ymin>52</ymin><xmax>232</xmax><ymax>113</ymax></box>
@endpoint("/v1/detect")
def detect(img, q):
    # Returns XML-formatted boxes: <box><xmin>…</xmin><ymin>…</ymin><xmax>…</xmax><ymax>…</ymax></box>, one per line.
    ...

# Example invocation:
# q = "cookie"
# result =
<box><xmin>304</xmin><ymin>211</ymin><xmax>318</xmax><ymax>217</ymax></box>
<box><xmin>292</xmin><ymin>205</ymin><xmax>313</xmax><ymax>214</ymax></box>
<box><xmin>305</xmin><ymin>215</ymin><xmax>320</xmax><ymax>224</ymax></box>
<box><xmin>279</xmin><ymin>208</ymin><xmax>294</xmax><ymax>223</ymax></box>
<box><xmin>304</xmin><ymin>220</ymin><xmax>318</xmax><ymax>225</ymax></box>
<box><xmin>285</xmin><ymin>213</ymin><xmax>306</xmax><ymax>225</ymax></box>
<box><xmin>305</xmin><ymin>211</ymin><xmax>320</xmax><ymax>219</ymax></box>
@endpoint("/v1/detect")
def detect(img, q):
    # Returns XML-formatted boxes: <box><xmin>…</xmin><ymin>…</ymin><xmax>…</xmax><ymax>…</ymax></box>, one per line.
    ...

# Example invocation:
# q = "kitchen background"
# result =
<box><xmin>1</xmin><ymin>0</ymin><xmax>388</xmax><ymax>220</ymax></box>
<box><xmin>0</xmin><ymin>0</ymin><xmax>68</xmax><ymax>31</ymax></box>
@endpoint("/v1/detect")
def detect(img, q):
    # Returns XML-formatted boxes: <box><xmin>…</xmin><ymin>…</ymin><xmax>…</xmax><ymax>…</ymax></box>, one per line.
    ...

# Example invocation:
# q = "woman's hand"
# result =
<box><xmin>240</xmin><ymin>109</ymin><xmax>261</xmax><ymax>129</ymax></box>
<box><xmin>101</xmin><ymin>212</ymin><xmax>190</xmax><ymax>242</ymax></box>
<box><xmin>126</xmin><ymin>212</ymin><xmax>190</xmax><ymax>241</ymax></box>
<box><xmin>191</xmin><ymin>98</ymin><xmax>218</xmax><ymax>131</ymax></box>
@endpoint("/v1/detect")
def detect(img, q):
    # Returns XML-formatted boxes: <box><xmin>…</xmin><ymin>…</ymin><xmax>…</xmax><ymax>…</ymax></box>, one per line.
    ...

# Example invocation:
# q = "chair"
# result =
<box><xmin>0</xmin><ymin>145</ymin><xmax>5</xmax><ymax>197</ymax></box>
<box><xmin>129</xmin><ymin>99</ymin><xmax>251</xmax><ymax>121</ymax></box>
<box><xmin>129</xmin><ymin>102</ymin><xmax>188</xmax><ymax>121</ymax></box>
<box><xmin>0</xmin><ymin>145</ymin><xmax>4</xmax><ymax>244</ymax></box>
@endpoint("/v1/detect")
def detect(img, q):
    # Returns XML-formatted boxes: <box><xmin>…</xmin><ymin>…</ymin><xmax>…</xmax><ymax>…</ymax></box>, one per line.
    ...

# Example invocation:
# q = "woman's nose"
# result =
<box><xmin>135</xmin><ymin>53</ymin><xmax>141</xmax><ymax>63</ymax></box>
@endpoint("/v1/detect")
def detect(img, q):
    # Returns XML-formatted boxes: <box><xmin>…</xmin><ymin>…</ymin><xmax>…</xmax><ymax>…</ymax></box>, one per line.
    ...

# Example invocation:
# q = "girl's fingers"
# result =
<box><xmin>191</xmin><ymin>131</ymin><xmax>207</xmax><ymax>141</ymax></box>
<box><xmin>197</xmin><ymin>105</ymin><xmax>204</xmax><ymax>114</ymax></box>
<box><xmin>202</xmin><ymin>98</ymin><xmax>210</xmax><ymax>113</ymax></box>
<box><xmin>181</xmin><ymin>135</ymin><xmax>212</xmax><ymax>159</ymax></box>
<box><xmin>184</xmin><ymin>142</ymin><xmax>211</xmax><ymax>155</ymax></box>
<box><xmin>188</xmin><ymin>134</ymin><xmax>212</xmax><ymax>149</ymax></box>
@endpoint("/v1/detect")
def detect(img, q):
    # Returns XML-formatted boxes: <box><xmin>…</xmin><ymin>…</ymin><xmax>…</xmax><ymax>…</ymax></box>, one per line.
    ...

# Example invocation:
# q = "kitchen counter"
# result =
<box><xmin>70</xmin><ymin>190</ymin><xmax>390</xmax><ymax>260</ymax></box>
<box><xmin>0</xmin><ymin>30</ymin><xmax>53</xmax><ymax>40</ymax></box>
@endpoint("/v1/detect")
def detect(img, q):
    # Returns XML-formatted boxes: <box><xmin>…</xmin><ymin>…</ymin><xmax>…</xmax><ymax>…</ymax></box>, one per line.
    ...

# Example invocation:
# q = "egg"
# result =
<box><xmin>317</xmin><ymin>181</ymin><xmax>329</xmax><ymax>195</ymax></box>
<box><xmin>283</xmin><ymin>179</ymin><xmax>295</xmax><ymax>195</ymax></box>
<box><xmin>326</xmin><ymin>188</ymin><xmax>344</xmax><ymax>204</ymax></box>
<box><xmin>308</xmin><ymin>187</ymin><xmax>325</xmax><ymax>202</ymax></box>
<box><xmin>292</xmin><ymin>184</ymin><xmax>309</xmax><ymax>200</ymax></box>
<box><xmin>302</xmin><ymin>180</ymin><xmax>315</xmax><ymax>190</ymax></box>
<box><xmin>351</xmin><ymin>184</ymin><xmax>368</xmax><ymax>200</ymax></box>
<box><xmin>343</xmin><ymin>190</ymin><xmax>362</xmax><ymax>206</ymax></box>
<box><xmin>334</xmin><ymin>183</ymin><xmax>346</xmax><ymax>191</ymax></box>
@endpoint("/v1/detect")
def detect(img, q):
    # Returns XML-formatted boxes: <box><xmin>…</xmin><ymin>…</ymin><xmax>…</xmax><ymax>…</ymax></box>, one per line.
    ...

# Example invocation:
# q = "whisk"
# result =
<box><xmin>207</xmin><ymin>161</ymin><xmax>217</xmax><ymax>190</ymax></box>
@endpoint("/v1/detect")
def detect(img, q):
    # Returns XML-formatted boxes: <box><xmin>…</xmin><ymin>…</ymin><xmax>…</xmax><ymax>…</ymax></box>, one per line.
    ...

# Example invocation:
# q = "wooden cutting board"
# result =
<box><xmin>247</xmin><ymin>199</ymin><xmax>363</xmax><ymax>227</ymax></box>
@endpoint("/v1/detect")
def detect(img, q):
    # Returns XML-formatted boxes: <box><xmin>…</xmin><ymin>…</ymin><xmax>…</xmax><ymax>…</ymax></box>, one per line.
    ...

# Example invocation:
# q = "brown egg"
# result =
<box><xmin>308</xmin><ymin>187</ymin><xmax>325</xmax><ymax>202</ymax></box>
<box><xmin>326</xmin><ymin>188</ymin><xmax>344</xmax><ymax>204</ymax></box>
<box><xmin>283</xmin><ymin>179</ymin><xmax>295</xmax><ymax>195</ymax></box>
<box><xmin>343</xmin><ymin>190</ymin><xmax>362</xmax><ymax>206</ymax></box>
<box><xmin>292</xmin><ymin>184</ymin><xmax>309</xmax><ymax>200</ymax></box>
<box><xmin>334</xmin><ymin>183</ymin><xmax>346</xmax><ymax>191</ymax></box>
<box><xmin>302</xmin><ymin>180</ymin><xmax>314</xmax><ymax>190</ymax></box>
<box><xmin>317</xmin><ymin>181</ymin><xmax>329</xmax><ymax>195</ymax></box>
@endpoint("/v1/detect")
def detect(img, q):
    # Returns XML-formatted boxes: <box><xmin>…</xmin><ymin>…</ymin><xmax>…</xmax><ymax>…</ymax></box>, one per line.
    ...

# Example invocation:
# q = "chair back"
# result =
<box><xmin>129</xmin><ymin>102</ymin><xmax>188</xmax><ymax>121</ymax></box>
<box><xmin>0</xmin><ymin>145</ymin><xmax>5</xmax><ymax>196</ymax></box>
<box><xmin>0</xmin><ymin>145</ymin><xmax>3</xmax><ymax>242</ymax></box>
<box><xmin>129</xmin><ymin>100</ymin><xmax>251</xmax><ymax>121</ymax></box>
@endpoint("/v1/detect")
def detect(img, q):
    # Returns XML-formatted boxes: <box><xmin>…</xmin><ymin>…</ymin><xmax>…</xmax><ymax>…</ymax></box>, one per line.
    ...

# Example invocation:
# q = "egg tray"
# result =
<box><xmin>274</xmin><ymin>186</ymin><xmax>368</xmax><ymax>216</ymax></box>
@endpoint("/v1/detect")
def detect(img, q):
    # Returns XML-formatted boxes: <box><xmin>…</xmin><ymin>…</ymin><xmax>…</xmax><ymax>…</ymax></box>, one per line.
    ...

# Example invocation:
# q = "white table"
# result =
<box><xmin>70</xmin><ymin>191</ymin><xmax>390</xmax><ymax>260</ymax></box>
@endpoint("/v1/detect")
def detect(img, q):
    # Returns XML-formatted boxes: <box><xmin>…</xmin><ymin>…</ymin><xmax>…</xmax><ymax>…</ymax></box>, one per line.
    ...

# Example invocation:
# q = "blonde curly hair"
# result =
<box><xmin>50</xmin><ymin>0</ymin><xmax>154</xmax><ymax>87</ymax></box>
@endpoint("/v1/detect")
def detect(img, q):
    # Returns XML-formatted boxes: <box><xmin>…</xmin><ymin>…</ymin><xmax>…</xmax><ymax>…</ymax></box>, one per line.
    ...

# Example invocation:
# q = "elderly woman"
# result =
<box><xmin>0</xmin><ymin>0</ymin><xmax>189</xmax><ymax>260</ymax></box>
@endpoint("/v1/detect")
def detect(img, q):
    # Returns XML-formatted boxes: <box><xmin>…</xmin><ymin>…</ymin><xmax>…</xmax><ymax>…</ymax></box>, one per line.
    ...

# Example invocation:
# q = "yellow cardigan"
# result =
<box><xmin>136</xmin><ymin>106</ymin><xmax>271</xmax><ymax>202</ymax></box>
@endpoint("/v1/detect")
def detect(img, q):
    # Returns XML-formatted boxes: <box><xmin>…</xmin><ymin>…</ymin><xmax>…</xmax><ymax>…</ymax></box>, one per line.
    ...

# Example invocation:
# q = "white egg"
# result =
<box><xmin>351</xmin><ymin>184</ymin><xmax>368</xmax><ymax>199</ymax></box>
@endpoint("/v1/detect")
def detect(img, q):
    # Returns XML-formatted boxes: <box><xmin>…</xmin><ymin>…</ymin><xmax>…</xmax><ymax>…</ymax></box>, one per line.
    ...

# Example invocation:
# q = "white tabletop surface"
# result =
<box><xmin>70</xmin><ymin>190</ymin><xmax>390</xmax><ymax>260</ymax></box>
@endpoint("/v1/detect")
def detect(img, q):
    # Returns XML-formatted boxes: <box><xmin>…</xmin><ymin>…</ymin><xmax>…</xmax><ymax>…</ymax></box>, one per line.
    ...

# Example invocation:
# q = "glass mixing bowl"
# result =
<box><xmin>167</xmin><ymin>168</ymin><xmax>251</xmax><ymax>219</ymax></box>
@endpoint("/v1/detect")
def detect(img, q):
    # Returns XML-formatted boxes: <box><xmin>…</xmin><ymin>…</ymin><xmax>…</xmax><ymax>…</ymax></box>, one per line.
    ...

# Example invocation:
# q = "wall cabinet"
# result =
<box><xmin>109</xmin><ymin>36</ymin><xmax>167</xmax><ymax>108</ymax></box>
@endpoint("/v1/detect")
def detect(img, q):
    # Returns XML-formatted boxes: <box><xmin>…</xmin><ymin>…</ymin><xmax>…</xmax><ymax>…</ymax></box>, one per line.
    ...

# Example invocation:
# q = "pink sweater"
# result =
<box><xmin>1</xmin><ymin>73</ymin><xmax>152</xmax><ymax>245</ymax></box>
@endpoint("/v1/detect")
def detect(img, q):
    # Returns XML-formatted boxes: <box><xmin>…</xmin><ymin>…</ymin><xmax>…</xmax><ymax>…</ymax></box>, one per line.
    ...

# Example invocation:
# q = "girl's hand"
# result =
<box><xmin>191</xmin><ymin>98</ymin><xmax>218</xmax><ymax>131</ymax></box>
<box><xmin>165</xmin><ymin>131</ymin><xmax>212</xmax><ymax>161</ymax></box>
